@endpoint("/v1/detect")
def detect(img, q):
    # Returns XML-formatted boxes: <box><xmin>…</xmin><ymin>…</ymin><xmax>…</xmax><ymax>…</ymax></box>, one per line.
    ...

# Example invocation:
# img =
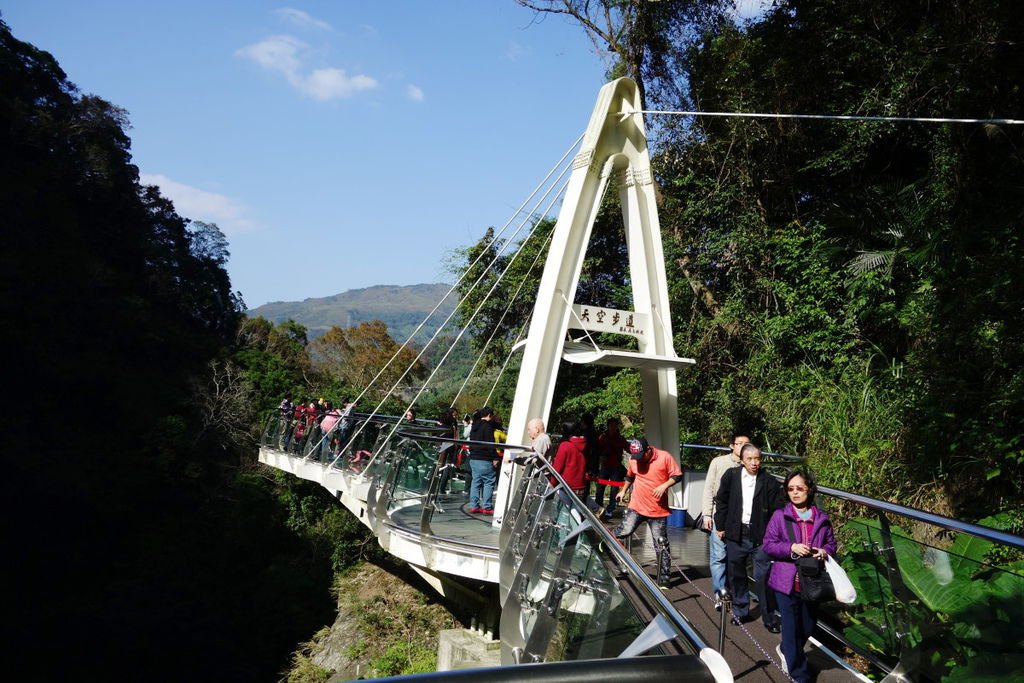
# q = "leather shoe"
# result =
<box><xmin>767</xmin><ymin>623</ymin><xmax>781</xmax><ymax>634</ymax></box>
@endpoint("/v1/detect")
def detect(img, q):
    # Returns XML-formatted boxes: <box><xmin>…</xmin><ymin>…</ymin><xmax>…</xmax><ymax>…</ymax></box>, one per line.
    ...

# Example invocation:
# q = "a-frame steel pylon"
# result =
<box><xmin>494</xmin><ymin>78</ymin><xmax>694</xmax><ymax>525</ymax></box>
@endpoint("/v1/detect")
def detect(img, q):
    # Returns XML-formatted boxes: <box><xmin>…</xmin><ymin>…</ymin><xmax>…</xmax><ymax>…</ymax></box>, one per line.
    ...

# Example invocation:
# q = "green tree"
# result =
<box><xmin>512</xmin><ymin>0</ymin><xmax>1024</xmax><ymax>519</ymax></box>
<box><xmin>308</xmin><ymin>320</ymin><xmax>428</xmax><ymax>400</ymax></box>
<box><xmin>660</xmin><ymin>0</ymin><xmax>1024</xmax><ymax>513</ymax></box>
<box><xmin>0</xmin><ymin>19</ymin><xmax>341</xmax><ymax>681</ymax></box>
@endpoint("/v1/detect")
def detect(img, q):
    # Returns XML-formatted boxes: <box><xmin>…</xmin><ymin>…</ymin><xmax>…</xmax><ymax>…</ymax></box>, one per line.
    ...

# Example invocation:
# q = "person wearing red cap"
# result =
<box><xmin>614</xmin><ymin>437</ymin><xmax>683</xmax><ymax>590</ymax></box>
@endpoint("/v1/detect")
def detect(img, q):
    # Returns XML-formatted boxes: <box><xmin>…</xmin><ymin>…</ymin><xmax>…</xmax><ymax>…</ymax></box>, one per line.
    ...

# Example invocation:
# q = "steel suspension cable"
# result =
<box><xmin>452</xmin><ymin>210</ymin><xmax>560</xmax><ymax>407</ymax></box>
<box><xmin>364</xmin><ymin>178</ymin><xmax>574</xmax><ymax>467</ymax></box>
<box><xmin>483</xmin><ymin>317</ymin><xmax>531</xmax><ymax>408</ymax></box>
<box><xmin>618</xmin><ymin>109</ymin><xmax>1024</xmax><ymax>126</ymax></box>
<box><xmin>331</xmin><ymin>145</ymin><xmax>581</xmax><ymax>469</ymax></box>
<box><xmin>340</xmin><ymin>133</ymin><xmax>585</xmax><ymax>413</ymax></box>
<box><xmin>360</xmin><ymin>168</ymin><xmax>572</xmax><ymax>420</ymax></box>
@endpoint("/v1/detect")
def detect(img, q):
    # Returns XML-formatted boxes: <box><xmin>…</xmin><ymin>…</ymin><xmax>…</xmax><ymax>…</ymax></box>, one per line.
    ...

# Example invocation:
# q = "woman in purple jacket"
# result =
<box><xmin>763</xmin><ymin>471</ymin><xmax>837</xmax><ymax>683</ymax></box>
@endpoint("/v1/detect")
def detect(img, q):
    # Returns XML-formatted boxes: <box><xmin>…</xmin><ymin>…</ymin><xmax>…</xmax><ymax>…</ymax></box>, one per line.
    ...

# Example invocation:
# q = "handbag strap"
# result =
<box><xmin>784</xmin><ymin>515</ymin><xmax>798</xmax><ymax>544</ymax></box>
<box><xmin>784</xmin><ymin>512</ymin><xmax>813</xmax><ymax>545</ymax></box>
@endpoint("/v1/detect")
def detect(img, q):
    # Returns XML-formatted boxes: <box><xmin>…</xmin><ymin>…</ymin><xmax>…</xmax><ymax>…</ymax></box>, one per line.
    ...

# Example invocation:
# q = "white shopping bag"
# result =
<box><xmin>825</xmin><ymin>555</ymin><xmax>857</xmax><ymax>604</ymax></box>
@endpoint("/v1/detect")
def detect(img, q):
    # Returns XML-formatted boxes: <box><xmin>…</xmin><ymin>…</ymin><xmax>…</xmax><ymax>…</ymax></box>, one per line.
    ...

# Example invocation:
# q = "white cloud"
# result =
<box><xmin>303</xmin><ymin>67</ymin><xmax>377</xmax><ymax>100</ymax></box>
<box><xmin>406</xmin><ymin>84</ymin><xmax>424</xmax><ymax>102</ymax></box>
<box><xmin>274</xmin><ymin>8</ymin><xmax>333</xmax><ymax>31</ymax></box>
<box><xmin>506</xmin><ymin>41</ymin><xmax>531</xmax><ymax>61</ymax></box>
<box><xmin>236</xmin><ymin>34</ymin><xmax>378</xmax><ymax>100</ymax></box>
<box><xmin>236</xmin><ymin>34</ymin><xmax>303</xmax><ymax>75</ymax></box>
<box><xmin>141</xmin><ymin>174</ymin><xmax>257</xmax><ymax>236</ymax></box>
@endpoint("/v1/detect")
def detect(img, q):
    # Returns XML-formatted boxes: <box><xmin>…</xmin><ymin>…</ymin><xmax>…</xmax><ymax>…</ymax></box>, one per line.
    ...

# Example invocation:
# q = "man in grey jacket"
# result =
<box><xmin>701</xmin><ymin>433</ymin><xmax>749</xmax><ymax>609</ymax></box>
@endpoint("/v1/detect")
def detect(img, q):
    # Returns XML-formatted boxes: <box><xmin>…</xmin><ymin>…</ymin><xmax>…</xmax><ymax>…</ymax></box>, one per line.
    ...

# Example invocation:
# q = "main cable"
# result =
<box><xmin>619</xmin><ymin>109</ymin><xmax>1024</xmax><ymax>126</ymax></box>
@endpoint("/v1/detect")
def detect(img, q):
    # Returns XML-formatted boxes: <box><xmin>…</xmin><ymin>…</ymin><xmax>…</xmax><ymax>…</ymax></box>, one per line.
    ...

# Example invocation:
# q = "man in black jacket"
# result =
<box><xmin>468</xmin><ymin>407</ymin><xmax>500</xmax><ymax>514</ymax></box>
<box><xmin>713</xmin><ymin>443</ymin><xmax>785</xmax><ymax>631</ymax></box>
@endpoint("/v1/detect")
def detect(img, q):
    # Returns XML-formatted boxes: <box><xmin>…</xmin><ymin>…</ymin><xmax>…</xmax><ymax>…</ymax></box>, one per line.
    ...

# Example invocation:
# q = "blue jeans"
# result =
<box><xmin>469</xmin><ymin>459</ymin><xmax>497</xmax><ymax>510</ymax></box>
<box><xmin>725</xmin><ymin>537</ymin><xmax>778</xmax><ymax>627</ymax></box>
<box><xmin>776</xmin><ymin>589</ymin><xmax>818</xmax><ymax>683</ymax></box>
<box><xmin>709</xmin><ymin>521</ymin><xmax>727</xmax><ymax>593</ymax></box>
<box><xmin>614</xmin><ymin>510</ymin><xmax>671</xmax><ymax>586</ymax></box>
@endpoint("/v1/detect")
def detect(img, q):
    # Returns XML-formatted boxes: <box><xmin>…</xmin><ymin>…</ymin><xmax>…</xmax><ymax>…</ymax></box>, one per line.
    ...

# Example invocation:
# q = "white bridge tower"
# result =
<box><xmin>494</xmin><ymin>78</ymin><xmax>694</xmax><ymax>524</ymax></box>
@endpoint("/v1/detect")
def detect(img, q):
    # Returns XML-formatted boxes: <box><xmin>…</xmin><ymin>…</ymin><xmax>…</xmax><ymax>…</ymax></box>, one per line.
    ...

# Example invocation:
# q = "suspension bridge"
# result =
<box><xmin>258</xmin><ymin>79</ymin><xmax>1024</xmax><ymax>683</ymax></box>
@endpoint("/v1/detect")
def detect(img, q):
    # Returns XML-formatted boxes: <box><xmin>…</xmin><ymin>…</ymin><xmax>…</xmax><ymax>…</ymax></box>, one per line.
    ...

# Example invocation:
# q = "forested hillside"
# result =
<box><xmin>0</xmin><ymin>19</ymin><xmax>414</xmax><ymax>681</ymax></box>
<box><xmin>249</xmin><ymin>283</ymin><xmax>457</xmax><ymax>342</ymax></box>
<box><xmin>465</xmin><ymin>0</ymin><xmax>1024</xmax><ymax>522</ymax></box>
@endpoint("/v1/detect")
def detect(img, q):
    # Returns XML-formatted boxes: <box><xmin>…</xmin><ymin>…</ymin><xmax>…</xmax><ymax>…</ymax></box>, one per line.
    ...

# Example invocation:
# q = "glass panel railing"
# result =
<box><xmin>498</xmin><ymin>452</ymin><xmax>713</xmax><ymax>668</ymax></box>
<box><xmin>349</xmin><ymin>426</ymin><xmax>529</xmax><ymax>545</ymax></box>
<box><xmin>833</xmin><ymin>513</ymin><xmax>1024</xmax><ymax>681</ymax></box>
<box><xmin>499</xmin><ymin>462</ymin><xmax>552</xmax><ymax>603</ymax></box>
<box><xmin>261</xmin><ymin>424</ymin><xmax>721</xmax><ymax>677</ymax></box>
<box><xmin>507</xmin><ymin>488</ymin><xmax>561</xmax><ymax>661</ymax></box>
<box><xmin>680</xmin><ymin>443</ymin><xmax>1023</xmax><ymax>682</ymax></box>
<box><xmin>821</xmin><ymin>515</ymin><xmax>905</xmax><ymax>668</ymax></box>
<box><xmin>260</xmin><ymin>414</ymin><xmax>280</xmax><ymax>448</ymax></box>
<box><xmin>384</xmin><ymin>438</ymin><xmax>435</xmax><ymax>521</ymax></box>
<box><xmin>543</xmin><ymin>524</ymin><xmax>652</xmax><ymax>662</ymax></box>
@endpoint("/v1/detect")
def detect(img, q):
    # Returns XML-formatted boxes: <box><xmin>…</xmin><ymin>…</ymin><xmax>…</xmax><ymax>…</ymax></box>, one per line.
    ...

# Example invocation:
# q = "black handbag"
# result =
<box><xmin>785</xmin><ymin>517</ymin><xmax>835</xmax><ymax>603</ymax></box>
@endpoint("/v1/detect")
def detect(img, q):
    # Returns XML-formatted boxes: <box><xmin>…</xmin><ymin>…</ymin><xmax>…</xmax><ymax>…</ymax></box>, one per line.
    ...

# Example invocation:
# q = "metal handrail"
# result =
<box><xmin>392</xmin><ymin>430</ymin><xmax>534</xmax><ymax>453</ymax></box>
<box><xmin>368</xmin><ymin>654</ymin><xmax>716</xmax><ymax>683</ymax></box>
<box><xmin>684</xmin><ymin>442</ymin><xmax>1021</xmax><ymax>548</ymax></box>
<box><xmin>681</xmin><ymin>442</ymin><xmax>804</xmax><ymax>461</ymax></box>
<box><xmin>817</xmin><ymin>483</ymin><xmax>1024</xmax><ymax>550</ymax></box>
<box><xmin>259</xmin><ymin>419</ymin><xmax>1022</xmax><ymax>681</ymax></box>
<box><xmin>506</xmin><ymin>449</ymin><xmax>712</xmax><ymax>654</ymax></box>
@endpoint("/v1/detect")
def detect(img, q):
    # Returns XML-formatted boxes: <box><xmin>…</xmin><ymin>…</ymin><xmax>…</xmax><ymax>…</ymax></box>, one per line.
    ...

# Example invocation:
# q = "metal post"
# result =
<box><xmin>717</xmin><ymin>588</ymin><xmax>731</xmax><ymax>652</ymax></box>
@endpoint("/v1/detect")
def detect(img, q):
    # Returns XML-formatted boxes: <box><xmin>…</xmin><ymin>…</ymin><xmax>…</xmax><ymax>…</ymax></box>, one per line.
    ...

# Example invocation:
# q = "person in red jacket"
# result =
<box><xmin>551</xmin><ymin>421</ymin><xmax>588</xmax><ymax>497</ymax></box>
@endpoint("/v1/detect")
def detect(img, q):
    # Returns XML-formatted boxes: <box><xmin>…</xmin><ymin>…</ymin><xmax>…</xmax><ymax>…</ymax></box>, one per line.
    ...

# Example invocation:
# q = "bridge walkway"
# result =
<box><xmin>389</xmin><ymin>491</ymin><xmax>502</xmax><ymax>548</ymax></box>
<box><xmin>387</xmin><ymin>484</ymin><xmax>861</xmax><ymax>682</ymax></box>
<box><xmin>264</xmin><ymin>419</ymin><xmax>1024</xmax><ymax>681</ymax></box>
<box><xmin>613</xmin><ymin>520</ymin><xmax>862</xmax><ymax>683</ymax></box>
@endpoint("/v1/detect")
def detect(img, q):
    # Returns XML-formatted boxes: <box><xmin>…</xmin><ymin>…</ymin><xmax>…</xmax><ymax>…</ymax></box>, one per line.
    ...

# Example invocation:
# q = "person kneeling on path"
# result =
<box><xmin>613</xmin><ymin>438</ymin><xmax>683</xmax><ymax>590</ymax></box>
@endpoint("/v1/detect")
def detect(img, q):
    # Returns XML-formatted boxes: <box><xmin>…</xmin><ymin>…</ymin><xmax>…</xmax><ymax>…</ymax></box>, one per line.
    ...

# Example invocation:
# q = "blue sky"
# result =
<box><xmin>3</xmin><ymin>2</ymin><xmax>612</xmax><ymax>308</ymax></box>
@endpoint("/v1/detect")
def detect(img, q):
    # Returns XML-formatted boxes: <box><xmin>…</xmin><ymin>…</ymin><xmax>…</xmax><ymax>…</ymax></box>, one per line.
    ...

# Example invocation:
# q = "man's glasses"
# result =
<box><xmin>787</xmin><ymin>486</ymin><xmax>808</xmax><ymax>492</ymax></box>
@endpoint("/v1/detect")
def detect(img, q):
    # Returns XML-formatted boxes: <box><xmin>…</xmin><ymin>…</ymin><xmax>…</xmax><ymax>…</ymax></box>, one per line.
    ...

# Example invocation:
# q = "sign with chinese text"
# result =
<box><xmin>570</xmin><ymin>305</ymin><xmax>647</xmax><ymax>339</ymax></box>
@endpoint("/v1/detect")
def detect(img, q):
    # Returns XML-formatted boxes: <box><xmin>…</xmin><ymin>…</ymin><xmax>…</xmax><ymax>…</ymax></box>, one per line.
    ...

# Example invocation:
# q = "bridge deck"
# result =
<box><xmin>390</xmin><ymin>493</ymin><xmax>861</xmax><ymax>682</ymax></box>
<box><xmin>389</xmin><ymin>492</ymin><xmax>504</xmax><ymax>548</ymax></box>
<box><xmin>614</xmin><ymin>520</ymin><xmax>862</xmax><ymax>683</ymax></box>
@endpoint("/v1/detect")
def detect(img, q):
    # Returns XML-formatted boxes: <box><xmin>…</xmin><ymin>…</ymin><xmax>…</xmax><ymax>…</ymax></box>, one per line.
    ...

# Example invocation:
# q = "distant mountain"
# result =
<box><xmin>248</xmin><ymin>283</ymin><xmax>457</xmax><ymax>341</ymax></box>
